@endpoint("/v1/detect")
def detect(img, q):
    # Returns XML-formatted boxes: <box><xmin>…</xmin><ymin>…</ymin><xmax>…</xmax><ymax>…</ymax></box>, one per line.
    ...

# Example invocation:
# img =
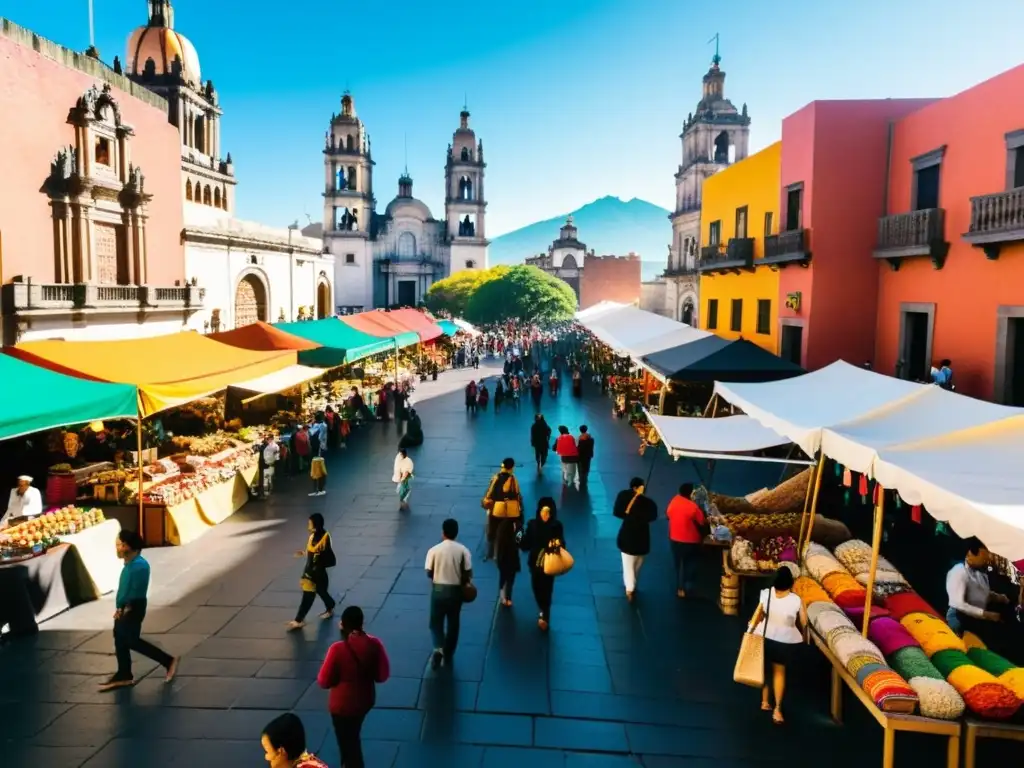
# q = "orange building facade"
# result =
<box><xmin>579</xmin><ymin>254</ymin><xmax>641</xmax><ymax>310</ymax></box>
<box><xmin>873</xmin><ymin>65</ymin><xmax>1024</xmax><ymax>403</ymax></box>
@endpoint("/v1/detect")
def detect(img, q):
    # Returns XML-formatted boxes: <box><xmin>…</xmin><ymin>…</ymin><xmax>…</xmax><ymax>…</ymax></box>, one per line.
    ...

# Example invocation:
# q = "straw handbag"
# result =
<box><xmin>541</xmin><ymin>539</ymin><xmax>574</xmax><ymax>577</ymax></box>
<box><xmin>733</xmin><ymin>590</ymin><xmax>771</xmax><ymax>688</ymax></box>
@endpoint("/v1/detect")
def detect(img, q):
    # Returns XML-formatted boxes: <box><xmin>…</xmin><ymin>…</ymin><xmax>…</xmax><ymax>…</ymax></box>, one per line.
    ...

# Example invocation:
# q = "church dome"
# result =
<box><xmin>126</xmin><ymin>2</ymin><xmax>202</xmax><ymax>86</ymax></box>
<box><xmin>385</xmin><ymin>196</ymin><xmax>432</xmax><ymax>221</ymax></box>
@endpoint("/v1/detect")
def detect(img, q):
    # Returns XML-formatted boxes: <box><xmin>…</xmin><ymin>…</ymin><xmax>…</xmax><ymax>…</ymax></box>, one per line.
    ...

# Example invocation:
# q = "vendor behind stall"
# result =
<box><xmin>1</xmin><ymin>476</ymin><xmax>43</xmax><ymax>528</ymax></box>
<box><xmin>946</xmin><ymin>538</ymin><xmax>1022</xmax><ymax>663</ymax></box>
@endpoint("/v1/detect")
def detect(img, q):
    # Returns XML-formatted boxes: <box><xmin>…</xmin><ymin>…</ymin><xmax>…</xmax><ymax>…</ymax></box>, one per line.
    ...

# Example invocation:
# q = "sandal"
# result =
<box><xmin>318</xmin><ymin>610</ymin><xmax>334</xmax><ymax>620</ymax></box>
<box><xmin>286</xmin><ymin>620</ymin><xmax>305</xmax><ymax>631</ymax></box>
<box><xmin>772</xmin><ymin>709</ymin><xmax>785</xmax><ymax>725</ymax></box>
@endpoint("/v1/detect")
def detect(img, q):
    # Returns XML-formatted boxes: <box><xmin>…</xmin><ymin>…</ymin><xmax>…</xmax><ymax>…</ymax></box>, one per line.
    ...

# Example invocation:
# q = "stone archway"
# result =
<box><xmin>679</xmin><ymin>292</ymin><xmax>698</xmax><ymax>326</ymax></box>
<box><xmin>316</xmin><ymin>279</ymin><xmax>331</xmax><ymax>319</ymax></box>
<box><xmin>234</xmin><ymin>273</ymin><xmax>268</xmax><ymax>328</ymax></box>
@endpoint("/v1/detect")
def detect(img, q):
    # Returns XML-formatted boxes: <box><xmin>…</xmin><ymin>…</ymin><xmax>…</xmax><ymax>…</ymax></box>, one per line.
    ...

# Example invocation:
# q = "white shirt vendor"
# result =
<box><xmin>946</xmin><ymin>561</ymin><xmax>992</xmax><ymax>619</ymax></box>
<box><xmin>1</xmin><ymin>476</ymin><xmax>43</xmax><ymax>529</ymax></box>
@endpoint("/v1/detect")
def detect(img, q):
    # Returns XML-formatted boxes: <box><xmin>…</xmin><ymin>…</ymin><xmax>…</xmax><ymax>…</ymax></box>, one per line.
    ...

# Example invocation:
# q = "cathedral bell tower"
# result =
<box><xmin>445</xmin><ymin>108</ymin><xmax>488</xmax><ymax>271</ymax></box>
<box><xmin>323</xmin><ymin>92</ymin><xmax>375</xmax><ymax>239</ymax></box>
<box><xmin>664</xmin><ymin>43</ymin><xmax>750</xmax><ymax>324</ymax></box>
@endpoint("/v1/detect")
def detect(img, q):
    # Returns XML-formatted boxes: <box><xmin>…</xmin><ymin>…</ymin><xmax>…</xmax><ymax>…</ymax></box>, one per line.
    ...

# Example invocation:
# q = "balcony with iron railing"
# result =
<box><xmin>698</xmin><ymin>238</ymin><xmax>754</xmax><ymax>273</ymax></box>
<box><xmin>873</xmin><ymin>208</ymin><xmax>950</xmax><ymax>269</ymax></box>
<box><xmin>962</xmin><ymin>187</ymin><xmax>1024</xmax><ymax>260</ymax></box>
<box><xmin>763</xmin><ymin>229</ymin><xmax>811</xmax><ymax>267</ymax></box>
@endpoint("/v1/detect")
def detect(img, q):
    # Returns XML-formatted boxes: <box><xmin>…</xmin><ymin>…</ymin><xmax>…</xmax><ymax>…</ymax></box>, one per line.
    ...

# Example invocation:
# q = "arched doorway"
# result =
<box><xmin>681</xmin><ymin>296</ymin><xmax>695</xmax><ymax>326</ymax></box>
<box><xmin>316</xmin><ymin>280</ymin><xmax>331</xmax><ymax>319</ymax></box>
<box><xmin>234</xmin><ymin>274</ymin><xmax>267</xmax><ymax>328</ymax></box>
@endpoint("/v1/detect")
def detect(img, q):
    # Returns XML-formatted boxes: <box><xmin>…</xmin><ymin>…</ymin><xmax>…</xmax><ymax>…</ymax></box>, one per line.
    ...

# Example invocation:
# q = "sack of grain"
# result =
<box><xmin>709</xmin><ymin>492</ymin><xmax>755</xmax><ymax>516</ymax></box>
<box><xmin>749</xmin><ymin>467</ymin><xmax>813</xmax><ymax>515</ymax></box>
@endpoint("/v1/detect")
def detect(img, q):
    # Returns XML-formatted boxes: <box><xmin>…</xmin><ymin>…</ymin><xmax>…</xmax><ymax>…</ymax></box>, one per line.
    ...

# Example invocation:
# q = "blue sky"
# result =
<box><xmin>6</xmin><ymin>0</ymin><xmax>1024</xmax><ymax>236</ymax></box>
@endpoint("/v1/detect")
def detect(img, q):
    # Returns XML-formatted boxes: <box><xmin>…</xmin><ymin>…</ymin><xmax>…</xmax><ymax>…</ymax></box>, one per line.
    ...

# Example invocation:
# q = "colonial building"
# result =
<box><xmin>125</xmin><ymin>0</ymin><xmax>334</xmax><ymax>331</ymax></box>
<box><xmin>323</xmin><ymin>97</ymin><xmax>489</xmax><ymax>311</ymax></box>
<box><xmin>664</xmin><ymin>50</ymin><xmax>750</xmax><ymax>325</ymax></box>
<box><xmin>525</xmin><ymin>216</ymin><xmax>594</xmax><ymax>302</ymax></box>
<box><xmin>0</xmin><ymin>17</ymin><xmax>199</xmax><ymax>344</ymax></box>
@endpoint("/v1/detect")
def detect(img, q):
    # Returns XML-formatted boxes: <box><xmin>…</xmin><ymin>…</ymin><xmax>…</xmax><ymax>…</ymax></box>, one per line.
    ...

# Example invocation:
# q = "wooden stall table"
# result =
<box><xmin>963</xmin><ymin>718</ymin><xmax>1024</xmax><ymax>768</ymax></box>
<box><xmin>810</xmin><ymin>630</ymin><xmax>961</xmax><ymax>768</ymax></box>
<box><xmin>715</xmin><ymin>544</ymin><xmax>771</xmax><ymax>617</ymax></box>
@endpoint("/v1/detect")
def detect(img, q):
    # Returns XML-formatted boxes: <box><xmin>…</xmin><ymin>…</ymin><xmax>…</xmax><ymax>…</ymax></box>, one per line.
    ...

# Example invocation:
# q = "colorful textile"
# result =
<box><xmin>832</xmin><ymin>631</ymin><xmax>885</xmax><ymax>668</ymax></box>
<box><xmin>962</xmin><ymin>632</ymin><xmax>987</xmax><ymax>651</ymax></box>
<box><xmin>805</xmin><ymin>553</ymin><xmax>846</xmax><ymax>583</ymax></box>
<box><xmin>900</xmin><ymin>614</ymin><xmax>966</xmax><ymax>656</ymax></box>
<box><xmin>849</xmin><ymin>655</ymin><xmax>884</xmax><ymax>679</ymax></box>
<box><xmin>907</xmin><ymin>677</ymin><xmax>966</xmax><ymax>720</ymax></box>
<box><xmin>821</xmin><ymin>571</ymin><xmax>868</xmax><ymax>607</ymax></box>
<box><xmin>816</xmin><ymin>607</ymin><xmax>856</xmax><ymax>637</ymax></box>
<box><xmin>807</xmin><ymin>600</ymin><xmax>846</xmax><ymax>626</ymax></box>
<box><xmin>890</xmin><ymin>647</ymin><xmax>944</xmax><ymax>681</ymax></box>
<box><xmin>999</xmin><ymin>668</ymin><xmax>1024</xmax><ymax>699</ymax></box>
<box><xmin>885</xmin><ymin>591</ymin><xmax>939</xmax><ymax>621</ymax></box>
<box><xmin>868</xmin><ymin>617</ymin><xmax>919</xmax><ymax>656</ymax></box>
<box><xmin>930</xmin><ymin>649</ymin><xmax>973</xmax><ymax>677</ymax></box>
<box><xmin>862</xmin><ymin>668</ymin><xmax>919</xmax><ymax>713</ymax></box>
<box><xmin>960</xmin><ymin>683</ymin><xmax>1021</xmax><ymax>720</ymax></box>
<box><xmin>843</xmin><ymin>605</ymin><xmax>890</xmax><ymax>624</ymax></box>
<box><xmin>855</xmin><ymin>661</ymin><xmax>887</xmax><ymax>687</ymax></box>
<box><xmin>967</xmin><ymin>648</ymin><xmax>1016</xmax><ymax>677</ymax></box>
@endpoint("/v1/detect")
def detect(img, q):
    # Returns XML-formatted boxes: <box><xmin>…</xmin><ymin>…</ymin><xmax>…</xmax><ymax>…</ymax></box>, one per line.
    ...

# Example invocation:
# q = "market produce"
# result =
<box><xmin>709</xmin><ymin>492</ymin><xmax>755</xmax><ymax>516</ymax></box>
<box><xmin>133</xmin><ymin>447</ymin><xmax>256</xmax><ymax>506</ymax></box>
<box><xmin>87</xmin><ymin>469</ymin><xmax>131</xmax><ymax>485</ymax></box>
<box><xmin>720</xmin><ymin>511</ymin><xmax>802</xmax><ymax>541</ymax></box>
<box><xmin>748</xmin><ymin>467</ymin><xmax>812</xmax><ymax>515</ymax></box>
<box><xmin>0</xmin><ymin>506</ymin><xmax>105</xmax><ymax>557</ymax></box>
<box><xmin>730</xmin><ymin>537</ymin><xmax>757</xmax><ymax>572</ymax></box>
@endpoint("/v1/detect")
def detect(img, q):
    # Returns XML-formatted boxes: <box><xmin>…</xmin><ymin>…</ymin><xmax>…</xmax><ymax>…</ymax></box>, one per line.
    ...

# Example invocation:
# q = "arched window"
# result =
<box><xmin>347</xmin><ymin>167</ymin><xmax>357</xmax><ymax>192</ymax></box>
<box><xmin>203</xmin><ymin>185</ymin><xmax>212</xmax><ymax>205</ymax></box>
<box><xmin>460</xmin><ymin>176</ymin><xmax>473</xmax><ymax>201</ymax></box>
<box><xmin>562</xmin><ymin>254</ymin><xmax>578</xmax><ymax>270</ymax></box>
<box><xmin>185</xmin><ymin>179</ymin><xmax>193</xmax><ymax>201</ymax></box>
<box><xmin>214</xmin><ymin>188</ymin><xmax>221</xmax><ymax>208</ymax></box>
<box><xmin>397</xmin><ymin>232</ymin><xmax>416</xmax><ymax>259</ymax></box>
<box><xmin>194</xmin><ymin>115</ymin><xmax>206</xmax><ymax>153</ymax></box>
<box><xmin>346</xmin><ymin>135</ymin><xmax>354</xmax><ymax>151</ymax></box>
<box><xmin>714</xmin><ymin>131</ymin><xmax>730</xmax><ymax>163</ymax></box>
<box><xmin>460</xmin><ymin>147</ymin><xmax>470</xmax><ymax>161</ymax></box>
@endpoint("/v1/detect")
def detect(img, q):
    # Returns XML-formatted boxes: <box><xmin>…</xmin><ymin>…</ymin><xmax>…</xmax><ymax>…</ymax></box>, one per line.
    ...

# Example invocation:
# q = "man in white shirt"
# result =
<box><xmin>946</xmin><ymin>538</ymin><xmax>1020</xmax><ymax>661</ymax></box>
<box><xmin>393</xmin><ymin>448</ymin><xmax>414</xmax><ymax>511</ymax></box>
<box><xmin>424</xmin><ymin>518</ymin><xmax>472</xmax><ymax>669</ymax></box>
<box><xmin>1</xmin><ymin>476</ymin><xmax>43</xmax><ymax>529</ymax></box>
<box><xmin>261</xmin><ymin>435</ymin><xmax>280</xmax><ymax>495</ymax></box>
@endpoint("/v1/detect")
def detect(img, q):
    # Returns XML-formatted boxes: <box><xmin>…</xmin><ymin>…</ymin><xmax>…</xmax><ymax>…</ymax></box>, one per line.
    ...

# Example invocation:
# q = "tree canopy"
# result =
<box><xmin>425</xmin><ymin>266</ymin><xmax>507</xmax><ymax>317</ymax></box>
<box><xmin>464</xmin><ymin>265</ymin><xmax>577</xmax><ymax>325</ymax></box>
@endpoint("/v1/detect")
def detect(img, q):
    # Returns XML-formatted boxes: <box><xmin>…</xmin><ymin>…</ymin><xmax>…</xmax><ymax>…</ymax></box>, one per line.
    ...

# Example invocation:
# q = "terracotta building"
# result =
<box><xmin>525</xmin><ymin>216</ymin><xmax>594</xmax><ymax>303</ymax></box>
<box><xmin>580</xmin><ymin>254</ymin><xmax>641</xmax><ymax>311</ymax></box>
<box><xmin>873</xmin><ymin>64</ymin><xmax>1024</xmax><ymax>402</ymax></box>
<box><xmin>0</xmin><ymin>18</ymin><xmax>199</xmax><ymax>345</ymax></box>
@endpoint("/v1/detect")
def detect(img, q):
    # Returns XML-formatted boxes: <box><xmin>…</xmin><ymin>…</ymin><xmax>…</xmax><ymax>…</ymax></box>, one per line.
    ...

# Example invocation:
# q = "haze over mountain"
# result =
<box><xmin>490</xmin><ymin>196</ymin><xmax>671</xmax><ymax>281</ymax></box>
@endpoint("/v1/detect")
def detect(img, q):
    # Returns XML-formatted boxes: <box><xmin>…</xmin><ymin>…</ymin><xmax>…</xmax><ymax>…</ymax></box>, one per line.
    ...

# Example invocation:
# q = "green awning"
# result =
<box><xmin>437</xmin><ymin>320</ymin><xmax>459</xmax><ymax>336</ymax></box>
<box><xmin>274</xmin><ymin>319</ymin><xmax>409</xmax><ymax>366</ymax></box>
<box><xmin>0</xmin><ymin>354</ymin><xmax>138</xmax><ymax>439</ymax></box>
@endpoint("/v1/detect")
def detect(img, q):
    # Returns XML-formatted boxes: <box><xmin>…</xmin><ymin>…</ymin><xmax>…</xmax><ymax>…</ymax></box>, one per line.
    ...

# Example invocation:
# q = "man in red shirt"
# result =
<box><xmin>553</xmin><ymin>425</ymin><xmax>579</xmax><ymax>489</ymax></box>
<box><xmin>665</xmin><ymin>483</ymin><xmax>705</xmax><ymax>598</ymax></box>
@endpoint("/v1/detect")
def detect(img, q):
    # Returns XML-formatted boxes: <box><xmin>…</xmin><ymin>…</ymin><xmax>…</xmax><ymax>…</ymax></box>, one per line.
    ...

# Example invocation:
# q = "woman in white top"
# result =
<box><xmin>747</xmin><ymin>566</ymin><xmax>807</xmax><ymax>725</ymax></box>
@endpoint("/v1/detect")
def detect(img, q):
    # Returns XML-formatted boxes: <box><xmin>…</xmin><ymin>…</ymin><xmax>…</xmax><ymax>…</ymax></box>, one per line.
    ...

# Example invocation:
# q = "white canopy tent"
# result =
<box><xmin>873</xmin><ymin>417</ymin><xmax>1024</xmax><ymax>561</ymax></box>
<box><xmin>821</xmin><ymin>386</ymin><xmax>1023</xmax><ymax>475</ymax></box>
<box><xmin>229</xmin><ymin>365</ymin><xmax>325</xmax><ymax>400</ymax></box>
<box><xmin>713</xmin><ymin>361</ymin><xmax>930</xmax><ymax>455</ymax></box>
<box><xmin>577</xmin><ymin>303</ymin><xmax>707</xmax><ymax>362</ymax></box>
<box><xmin>646</xmin><ymin>412</ymin><xmax>813</xmax><ymax>465</ymax></box>
<box><xmin>453</xmin><ymin>318</ymin><xmax>481</xmax><ymax>336</ymax></box>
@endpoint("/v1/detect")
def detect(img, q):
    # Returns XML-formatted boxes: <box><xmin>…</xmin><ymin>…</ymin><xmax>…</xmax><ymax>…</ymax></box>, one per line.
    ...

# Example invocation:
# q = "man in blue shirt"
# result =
<box><xmin>99</xmin><ymin>529</ymin><xmax>178</xmax><ymax>691</ymax></box>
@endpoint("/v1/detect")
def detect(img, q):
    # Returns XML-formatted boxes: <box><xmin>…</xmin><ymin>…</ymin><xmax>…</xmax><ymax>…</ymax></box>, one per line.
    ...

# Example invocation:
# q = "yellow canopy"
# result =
<box><xmin>229</xmin><ymin>364</ymin><xmax>324</xmax><ymax>402</ymax></box>
<box><xmin>12</xmin><ymin>333</ymin><xmax>298</xmax><ymax>416</ymax></box>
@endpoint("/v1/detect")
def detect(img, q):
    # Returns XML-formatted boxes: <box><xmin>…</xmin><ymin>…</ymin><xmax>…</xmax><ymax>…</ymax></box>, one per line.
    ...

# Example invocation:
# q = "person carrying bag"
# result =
<box><xmin>481</xmin><ymin>458</ymin><xmax>521</xmax><ymax>560</ymax></box>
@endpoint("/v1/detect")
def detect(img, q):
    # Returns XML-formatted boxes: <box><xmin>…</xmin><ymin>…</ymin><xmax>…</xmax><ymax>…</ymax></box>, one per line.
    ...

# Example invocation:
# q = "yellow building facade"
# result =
<box><xmin>698</xmin><ymin>142</ymin><xmax>781</xmax><ymax>353</ymax></box>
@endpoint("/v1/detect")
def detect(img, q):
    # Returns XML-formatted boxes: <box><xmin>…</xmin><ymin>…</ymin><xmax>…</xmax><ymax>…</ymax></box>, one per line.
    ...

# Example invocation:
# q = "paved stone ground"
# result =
<box><xmin>0</xmin><ymin>360</ymin><xmax>1002</xmax><ymax>766</ymax></box>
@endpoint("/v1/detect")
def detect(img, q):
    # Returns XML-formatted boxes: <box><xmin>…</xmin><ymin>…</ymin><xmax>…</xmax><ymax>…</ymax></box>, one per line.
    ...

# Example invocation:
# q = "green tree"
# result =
<box><xmin>425</xmin><ymin>266</ymin><xmax>506</xmax><ymax>317</ymax></box>
<box><xmin>465</xmin><ymin>265</ymin><xmax>577</xmax><ymax>325</ymax></box>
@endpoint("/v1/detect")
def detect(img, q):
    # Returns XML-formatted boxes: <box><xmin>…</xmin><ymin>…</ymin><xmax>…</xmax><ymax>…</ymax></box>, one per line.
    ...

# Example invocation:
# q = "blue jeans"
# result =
<box><xmin>671</xmin><ymin>541</ymin><xmax>700</xmax><ymax>592</ymax></box>
<box><xmin>429</xmin><ymin>585</ymin><xmax>463</xmax><ymax>657</ymax></box>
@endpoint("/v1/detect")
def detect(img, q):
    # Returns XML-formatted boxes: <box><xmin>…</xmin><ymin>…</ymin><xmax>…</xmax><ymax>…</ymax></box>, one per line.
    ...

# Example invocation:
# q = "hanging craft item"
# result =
<box><xmin>911</xmin><ymin>505</ymin><xmax>922</xmax><ymax>524</ymax></box>
<box><xmin>835</xmin><ymin>462</ymin><xmax>843</xmax><ymax>478</ymax></box>
<box><xmin>858</xmin><ymin>474</ymin><xmax>869</xmax><ymax>501</ymax></box>
<box><xmin>842</xmin><ymin>468</ymin><xmax>853</xmax><ymax>487</ymax></box>
<box><xmin>873</xmin><ymin>483</ymin><xmax>881</xmax><ymax>505</ymax></box>
<box><xmin>844</xmin><ymin>489</ymin><xmax>851</xmax><ymax>506</ymax></box>
<box><xmin>936</xmin><ymin>521</ymin><xmax>950</xmax><ymax>536</ymax></box>
<box><xmin>895</xmin><ymin>495</ymin><xmax>903</xmax><ymax>509</ymax></box>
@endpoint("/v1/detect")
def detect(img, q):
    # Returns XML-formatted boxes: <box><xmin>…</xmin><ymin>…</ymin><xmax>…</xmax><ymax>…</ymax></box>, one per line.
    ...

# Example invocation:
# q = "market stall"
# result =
<box><xmin>0</xmin><ymin>510</ymin><xmax>120</xmax><ymax>636</ymax></box>
<box><xmin>642</xmin><ymin>337</ymin><xmax>804</xmax><ymax>384</ymax></box>
<box><xmin>276</xmin><ymin>317</ymin><xmax>408</xmax><ymax>366</ymax></box>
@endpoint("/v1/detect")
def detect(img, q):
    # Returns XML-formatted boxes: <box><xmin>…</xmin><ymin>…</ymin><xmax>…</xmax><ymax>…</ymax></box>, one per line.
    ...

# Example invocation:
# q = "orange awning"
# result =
<box><xmin>210</xmin><ymin>322</ymin><xmax>321</xmax><ymax>352</ymax></box>
<box><xmin>387</xmin><ymin>308</ymin><xmax>444</xmax><ymax>342</ymax></box>
<box><xmin>11</xmin><ymin>332</ymin><xmax>298</xmax><ymax>416</ymax></box>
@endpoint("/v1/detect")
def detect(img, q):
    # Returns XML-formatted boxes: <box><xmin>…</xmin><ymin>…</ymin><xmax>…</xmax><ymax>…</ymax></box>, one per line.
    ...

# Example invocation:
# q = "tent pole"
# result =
<box><xmin>658</xmin><ymin>382</ymin><xmax>668</xmax><ymax>415</ymax></box>
<box><xmin>135</xmin><ymin>413</ymin><xmax>144</xmax><ymax>541</ymax></box>
<box><xmin>797</xmin><ymin>454</ymin><xmax>821</xmax><ymax>548</ymax></box>
<box><xmin>702</xmin><ymin>393</ymin><xmax>717</xmax><ymax>418</ymax></box>
<box><xmin>800</xmin><ymin>457</ymin><xmax>826</xmax><ymax>554</ymax></box>
<box><xmin>709</xmin><ymin>395</ymin><xmax>719</xmax><ymax>419</ymax></box>
<box><xmin>393</xmin><ymin>338</ymin><xmax>399</xmax><ymax>388</ymax></box>
<box><xmin>862</xmin><ymin>489</ymin><xmax>886</xmax><ymax>637</ymax></box>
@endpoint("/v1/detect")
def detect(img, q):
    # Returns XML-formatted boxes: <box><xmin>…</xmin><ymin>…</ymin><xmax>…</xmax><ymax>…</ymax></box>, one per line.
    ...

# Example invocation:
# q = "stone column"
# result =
<box><xmin>136</xmin><ymin>209</ymin><xmax>149</xmax><ymax>286</ymax></box>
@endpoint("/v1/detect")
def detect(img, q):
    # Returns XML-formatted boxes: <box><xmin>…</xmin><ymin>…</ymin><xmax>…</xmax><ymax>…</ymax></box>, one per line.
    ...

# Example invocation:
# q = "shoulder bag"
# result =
<box><xmin>320</xmin><ymin>534</ymin><xmax>337</xmax><ymax>569</ymax></box>
<box><xmin>481</xmin><ymin>473</ymin><xmax>498</xmax><ymax>511</ymax></box>
<box><xmin>541</xmin><ymin>537</ymin><xmax>574</xmax><ymax>577</ymax></box>
<box><xmin>733</xmin><ymin>589</ymin><xmax>772</xmax><ymax>688</ymax></box>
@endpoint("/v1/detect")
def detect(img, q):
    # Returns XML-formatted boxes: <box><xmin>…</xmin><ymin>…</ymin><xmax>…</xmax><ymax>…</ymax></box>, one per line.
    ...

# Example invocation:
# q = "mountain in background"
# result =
<box><xmin>489</xmin><ymin>196</ymin><xmax>670</xmax><ymax>282</ymax></box>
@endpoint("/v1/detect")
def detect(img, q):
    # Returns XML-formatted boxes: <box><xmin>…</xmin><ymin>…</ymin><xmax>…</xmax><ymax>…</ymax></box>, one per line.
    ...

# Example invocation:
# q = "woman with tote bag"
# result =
<box><xmin>736</xmin><ymin>566</ymin><xmax>807</xmax><ymax>725</ymax></box>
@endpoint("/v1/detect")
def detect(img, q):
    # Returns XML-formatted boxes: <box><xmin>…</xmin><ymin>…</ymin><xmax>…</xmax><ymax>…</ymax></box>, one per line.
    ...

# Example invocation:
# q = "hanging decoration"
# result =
<box><xmin>835</xmin><ymin>462</ymin><xmax>843</xmax><ymax>478</ymax></box>
<box><xmin>844</xmin><ymin>489</ymin><xmax>851</xmax><ymax>506</ymax></box>
<box><xmin>842</xmin><ymin>468</ymin><xmax>853</xmax><ymax>487</ymax></box>
<box><xmin>911</xmin><ymin>505</ymin><xmax>922</xmax><ymax>524</ymax></box>
<box><xmin>858</xmin><ymin>473</ymin><xmax>869</xmax><ymax>502</ymax></box>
